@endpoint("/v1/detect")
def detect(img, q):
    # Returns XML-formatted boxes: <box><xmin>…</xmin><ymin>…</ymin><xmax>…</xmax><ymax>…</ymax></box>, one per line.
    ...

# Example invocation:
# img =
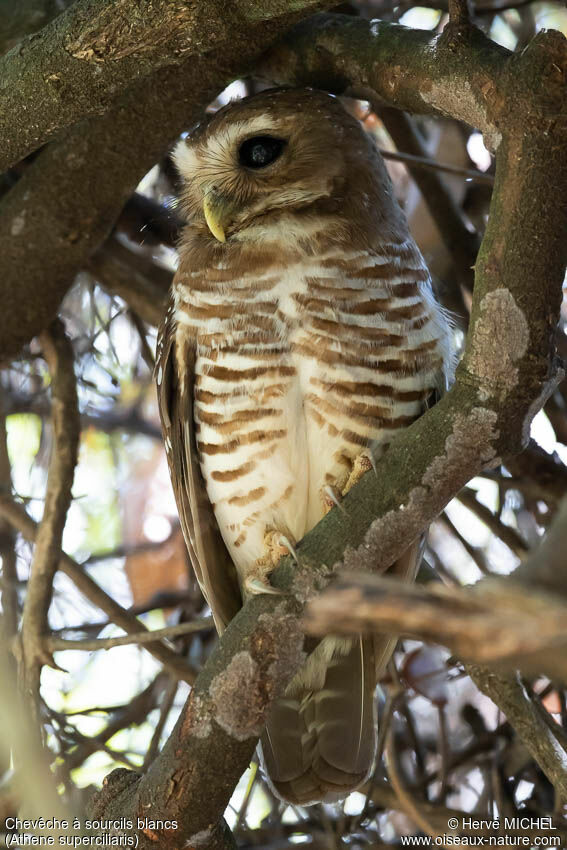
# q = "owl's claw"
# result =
<box><xmin>245</xmin><ymin>577</ymin><xmax>284</xmax><ymax>596</ymax></box>
<box><xmin>277</xmin><ymin>534</ymin><xmax>298</xmax><ymax>563</ymax></box>
<box><xmin>322</xmin><ymin>484</ymin><xmax>347</xmax><ymax>515</ymax></box>
<box><xmin>264</xmin><ymin>530</ymin><xmax>298</xmax><ymax>565</ymax></box>
<box><xmin>244</xmin><ymin>530</ymin><xmax>297</xmax><ymax>597</ymax></box>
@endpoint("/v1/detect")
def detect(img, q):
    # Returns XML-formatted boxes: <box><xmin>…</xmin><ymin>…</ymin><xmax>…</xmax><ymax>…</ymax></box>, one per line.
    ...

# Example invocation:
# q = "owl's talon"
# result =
<box><xmin>245</xmin><ymin>577</ymin><xmax>284</xmax><ymax>596</ymax></box>
<box><xmin>322</xmin><ymin>484</ymin><xmax>347</xmax><ymax>515</ymax></box>
<box><xmin>277</xmin><ymin>534</ymin><xmax>298</xmax><ymax>563</ymax></box>
<box><xmin>264</xmin><ymin>529</ymin><xmax>298</xmax><ymax>565</ymax></box>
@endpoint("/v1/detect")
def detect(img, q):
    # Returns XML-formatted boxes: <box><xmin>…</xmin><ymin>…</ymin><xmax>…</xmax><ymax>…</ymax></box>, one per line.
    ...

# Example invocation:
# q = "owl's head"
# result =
<box><xmin>173</xmin><ymin>88</ymin><xmax>395</xmax><ymax>249</ymax></box>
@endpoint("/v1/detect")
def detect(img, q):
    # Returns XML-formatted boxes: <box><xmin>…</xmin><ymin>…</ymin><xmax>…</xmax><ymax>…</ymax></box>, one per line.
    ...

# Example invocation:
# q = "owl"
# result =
<box><xmin>156</xmin><ymin>88</ymin><xmax>453</xmax><ymax>806</ymax></box>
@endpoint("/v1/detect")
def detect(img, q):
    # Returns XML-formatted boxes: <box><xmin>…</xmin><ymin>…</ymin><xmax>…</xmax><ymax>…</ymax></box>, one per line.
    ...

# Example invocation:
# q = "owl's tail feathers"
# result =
<box><xmin>259</xmin><ymin>636</ymin><xmax>377</xmax><ymax>806</ymax></box>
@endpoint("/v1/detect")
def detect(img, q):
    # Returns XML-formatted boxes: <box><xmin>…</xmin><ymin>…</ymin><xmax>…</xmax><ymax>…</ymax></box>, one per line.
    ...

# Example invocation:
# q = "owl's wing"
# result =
<box><xmin>155</xmin><ymin>300</ymin><xmax>241</xmax><ymax>633</ymax></box>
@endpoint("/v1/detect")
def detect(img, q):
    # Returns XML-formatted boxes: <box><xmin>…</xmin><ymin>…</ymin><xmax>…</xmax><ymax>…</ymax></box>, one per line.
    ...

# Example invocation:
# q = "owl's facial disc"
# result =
<box><xmin>173</xmin><ymin>90</ymin><xmax>351</xmax><ymax>243</ymax></box>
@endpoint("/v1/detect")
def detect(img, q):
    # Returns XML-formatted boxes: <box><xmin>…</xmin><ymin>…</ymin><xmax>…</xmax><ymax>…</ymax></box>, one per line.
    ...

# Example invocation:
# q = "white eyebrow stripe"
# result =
<box><xmin>174</xmin><ymin>114</ymin><xmax>285</xmax><ymax>181</ymax></box>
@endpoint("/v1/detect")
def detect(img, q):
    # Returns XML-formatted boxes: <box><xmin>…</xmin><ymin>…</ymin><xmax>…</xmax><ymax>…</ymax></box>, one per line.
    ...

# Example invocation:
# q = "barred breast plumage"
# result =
<box><xmin>156</xmin><ymin>88</ymin><xmax>453</xmax><ymax>807</ymax></box>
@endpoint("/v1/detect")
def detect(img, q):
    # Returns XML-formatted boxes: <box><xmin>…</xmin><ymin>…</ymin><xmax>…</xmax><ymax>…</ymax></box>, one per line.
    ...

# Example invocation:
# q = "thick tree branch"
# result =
<box><xmin>257</xmin><ymin>14</ymin><xmax>510</xmax><ymax>147</ymax></box>
<box><xmin>0</xmin><ymin>0</ymin><xmax>75</xmax><ymax>56</ymax></box>
<box><xmin>0</xmin><ymin>0</ymin><xmax>332</xmax><ymax>173</ymax></box>
<box><xmin>304</xmin><ymin>570</ymin><xmax>567</xmax><ymax>678</ymax></box>
<box><xmin>88</xmin><ymin>591</ymin><xmax>306</xmax><ymax>850</ymax></box>
<box><xmin>305</xmin><ymin>502</ymin><xmax>567</xmax><ymax>789</ymax></box>
<box><xmin>306</xmin><ymin>580</ymin><xmax>567</xmax><ymax>794</ymax></box>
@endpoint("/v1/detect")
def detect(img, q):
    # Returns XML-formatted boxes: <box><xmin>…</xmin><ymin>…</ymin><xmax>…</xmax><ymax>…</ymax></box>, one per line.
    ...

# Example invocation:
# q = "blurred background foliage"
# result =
<box><xmin>2</xmin><ymin>0</ymin><xmax>567</xmax><ymax>845</ymax></box>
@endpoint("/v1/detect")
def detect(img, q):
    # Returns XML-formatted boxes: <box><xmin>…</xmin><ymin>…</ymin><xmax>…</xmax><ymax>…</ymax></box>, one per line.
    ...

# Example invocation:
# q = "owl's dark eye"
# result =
<box><xmin>238</xmin><ymin>136</ymin><xmax>286</xmax><ymax>169</ymax></box>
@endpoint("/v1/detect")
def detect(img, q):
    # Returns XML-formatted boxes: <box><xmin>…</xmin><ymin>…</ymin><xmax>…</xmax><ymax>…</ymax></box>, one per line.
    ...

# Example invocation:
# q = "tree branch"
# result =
<box><xmin>257</xmin><ymin>14</ymin><xmax>510</xmax><ymax>147</ymax></box>
<box><xmin>448</xmin><ymin>0</ymin><xmax>473</xmax><ymax>30</ymax></box>
<box><xmin>305</xmin><ymin>499</ymin><xmax>567</xmax><ymax>793</ymax></box>
<box><xmin>86</xmin><ymin>238</ymin><xmax>170</xmax><ymax>326</ymax></box>
<box><xmin>379</xmin><ymin>108</ymin><xmax>479</xmax><ymax>295</ymax></box>
<box><xmin>379</xmin><ymin>147</ymin><xmax>494</xmax><ymax>186</ymax></box>
<box><xmin>467</xmin><ymin>667</ymin><xmax>567</xmax><ymax>800</ymax></box>
<box><xmin>19</xmin><ymin>320</ymin><xmax>79</xmax><ymax>721</ymax></box>
<box><xmin>46</xmin><ymin>617</ymin><xmax>214</xmax><ymax>652</ymax></box>
<box><xmin>0</xmin><ymin>389</ymin><xmax>19</xmax><ymax>642</ymax></box>
<box><xmin>0</xmin><ymin>0</ymin><xmax>332</xmax><ymax>173</ymax></box>
<box><xmin>508</xmin><ymin>495</ymin><xmax>567</xmax><ymax>594</ymax></box>
<box><xmin>304</xmin><ymin>568</ymin><xmax>567</xmax><ymax>678</ymax></box>
<box><xmin>4</xmin><ymin>391</ymin><xmax>162</xmax><ymax>439</ymax></box>
<box><xmin>0</xmin><ymin>0</ymin><xmax>75</xmax><ymax>56</ymax></box>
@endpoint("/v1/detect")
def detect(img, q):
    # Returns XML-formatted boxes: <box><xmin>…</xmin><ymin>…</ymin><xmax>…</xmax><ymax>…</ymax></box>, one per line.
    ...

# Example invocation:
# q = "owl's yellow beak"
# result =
<box><xmin>203</xmin><ymin>191</ymin><xmax>236</xmax><ymax>243</ymax></box>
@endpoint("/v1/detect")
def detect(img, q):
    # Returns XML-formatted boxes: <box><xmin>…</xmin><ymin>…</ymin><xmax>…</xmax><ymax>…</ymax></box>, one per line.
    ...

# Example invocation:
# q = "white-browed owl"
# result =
<box><xmin>156</xmin><ymin>88</ymin><xmax>453</xmax><ymax>806</ymax></box>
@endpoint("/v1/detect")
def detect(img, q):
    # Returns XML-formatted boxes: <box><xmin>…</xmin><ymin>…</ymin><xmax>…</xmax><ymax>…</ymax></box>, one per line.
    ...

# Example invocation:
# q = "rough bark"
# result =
<box><xmin>0</xmin><ymin>0</ymin><xmax>331</xmax><ymax>173</ymax></box>
<box><xmin>19</xmin><ymin>321</ymin><xmax>79</xmax><ymax>723</ymax></box>
<box><xmin>0</xmin><ymin>0</ymin><xmax>75</xmax><ymax>56</ymax></box>
<box><xmin>257</xmin><ymin>13</ymin><xmax>510</xmax><ymax>148</ymax></box>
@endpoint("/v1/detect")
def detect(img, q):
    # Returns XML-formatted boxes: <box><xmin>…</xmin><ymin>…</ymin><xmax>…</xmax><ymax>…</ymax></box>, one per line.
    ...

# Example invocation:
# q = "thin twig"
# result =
<box><xmin>142</xmin><ymin>677</ymin><xmax>179</xmax><ymax>770</ymax></box>
<box><xmin>437</xmin><ymin>512</ymin><xmax>491</xmax><ymax>575</ymax></box>
<box><xmin>46</xmin><ymin>617</ymin><xmax>213</xmax><ymax>651</ymax></box>
<box><xmin>379</xmin><ymin>148</ymin><xmax>493</xmax><ymax>185</ymax></box>
<box><xmin>379</xmin><ymin>108</ymin><xmax>479</xmax><ymax>298</ymax></box>
<box><xmin>386</xmin><ymin>728</ymin><xmax>447</xmax><ymax>845</ymax></box>
<box><xmin>457</xmin><ymin>488</ymin><xmax>528</xmax><ymax>558</ymax></box>
<box><xmin>55</xmin><ymin>672</ymin><xmax>170</xmax><ymax>778</ymax></box>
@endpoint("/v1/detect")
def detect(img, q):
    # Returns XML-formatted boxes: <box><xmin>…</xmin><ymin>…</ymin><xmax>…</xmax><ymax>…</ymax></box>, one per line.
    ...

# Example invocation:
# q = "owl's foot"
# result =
<box><xmin>342</xmin><ymin>452</ymin><xmax>375</xmax><ymax>496</ymax></box>
<box><xmin>244</xmin><ymin>530</ymin><xmax>297</xmax><ymax>596</ymax></box>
